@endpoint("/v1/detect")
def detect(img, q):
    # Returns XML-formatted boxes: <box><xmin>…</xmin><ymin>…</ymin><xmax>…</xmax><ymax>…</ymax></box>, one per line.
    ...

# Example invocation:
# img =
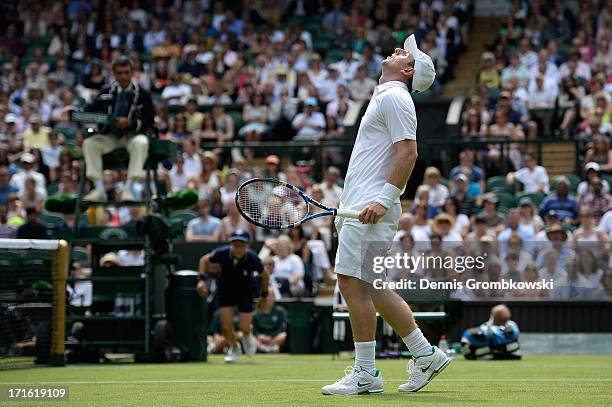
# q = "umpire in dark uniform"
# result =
<box><xmin>197</xmin><ymin>229</ymin><xmax>269</xmax><ymax>363</ymax></box>
<box><xmin>82</xmin><ymin>56</ymin><xmax>155</xmax><ymax>202</ymax></box>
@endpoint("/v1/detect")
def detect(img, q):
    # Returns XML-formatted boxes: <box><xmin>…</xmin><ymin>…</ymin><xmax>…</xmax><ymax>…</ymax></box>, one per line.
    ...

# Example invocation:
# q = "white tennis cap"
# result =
<box><xmin>403</xmin><ymin>35</ymin><xmax>436</xmax><ymax>93</ymax></box>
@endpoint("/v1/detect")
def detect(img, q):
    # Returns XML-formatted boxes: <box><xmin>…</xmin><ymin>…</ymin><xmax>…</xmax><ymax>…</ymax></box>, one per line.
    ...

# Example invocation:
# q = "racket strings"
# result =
<box><xmin>237</xmin><ymin>181</ymin><xmax>308</xmax><ymax>228</ymax></box>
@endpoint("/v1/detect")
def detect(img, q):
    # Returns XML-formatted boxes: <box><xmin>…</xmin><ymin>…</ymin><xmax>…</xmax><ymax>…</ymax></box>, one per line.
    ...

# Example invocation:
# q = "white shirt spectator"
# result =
<box><xmin>183</xmin><ymin>153</ymin><xmax>202</xmax><ymax>178</ymax></box>
<box><xmin>292</xmin><ymin>111</ymin><xmax>326</xmax><ymax>139</ymax></box>
<box><xmin>501</xmin><ymin>65</ymin><xmax>530</xmax><ymax>87</ymax></box>
<box><xmin>273</xmin><ymin>254</ymin><xmax>305</xmax><ymax>281</ymax></box>
<box><xmin>428</xmin><ymin>183</ymin><xmax>449</xmax><ymax>208</ymax></box>
<box><xmin>41</xmin><ymin>145</ymin><xmax>63</xmax><ymax>169</ymax></box>
<box><xmin>518</xmin><ymin>50</ymin><xmax>538</xmax><ymax>70</ymax></box>
<box><xmin>598</xmin><ymin>210</ymin><xmax>612</xmax><ymax>239</ymax></box>
<box><xmin>515</xmin><ymin>165</ymin><xmax>549</xmax><ymax>193</ymax></box>
<box><xmin>169</xmin><ymin>166</ymin><xmax>189</xmax><ymax>191</ymax></box>
<box><xmin>161</xmin><ymin>83</ymin><xmax>191</xmax><ymax>105</ymax></box>
<box><xmin>336</xmin><ymin>58</ymin><xmax>361</xmax><ymax>82</ymax></box>
<box><xmin>11</xmin><ymin>169</ymin><xmax>46</xmax><ymax>192</ymax></box>
<box><xmin>349</xmin><ymin>76</ymin><xmax>377</xmax><ymax>101</ymax></box>
<box><xmin>527</xmin><ymin>84</ymin><xmax>556</xmax><ymax>109</ymax></box>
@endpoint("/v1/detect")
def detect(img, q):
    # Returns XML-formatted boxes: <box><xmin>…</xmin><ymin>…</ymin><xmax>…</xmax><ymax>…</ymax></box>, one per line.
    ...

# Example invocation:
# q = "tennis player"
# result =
<box><xmin>322</xmin><ymin>35</ymin><xmax>451</xmax><ymax>395</ymax></box>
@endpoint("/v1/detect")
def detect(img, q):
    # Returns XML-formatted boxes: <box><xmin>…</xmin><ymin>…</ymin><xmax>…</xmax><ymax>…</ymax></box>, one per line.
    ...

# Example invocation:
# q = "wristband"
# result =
<box><xmin>198</xmin><ymin>274</ymin><xmax>206</xmax><ymax>281</ymax></box>
<box><xmin>373</xmin><ymin>183</ymin><xmax>402</xmax><ymax>209</ymax></box>
<box><xmin>260</xmin><ymin>290</ymin><xmax>269</xmax><ymax>298</ymax></box>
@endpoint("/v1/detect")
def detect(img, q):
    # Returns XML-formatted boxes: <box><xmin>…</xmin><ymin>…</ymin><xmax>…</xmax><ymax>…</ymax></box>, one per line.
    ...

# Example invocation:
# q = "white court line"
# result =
<box><xmin>1</xmin><ymin>378</ymin><xmax>611</xmax><ymax>385</ymax></box>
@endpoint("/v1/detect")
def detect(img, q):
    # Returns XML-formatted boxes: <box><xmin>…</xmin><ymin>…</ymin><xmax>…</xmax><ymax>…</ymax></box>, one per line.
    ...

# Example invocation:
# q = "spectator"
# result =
<box><xmin>252</xmin><ymin>285</ymin><xmax>287</xmax><ymax>353</ymax></box>
<box><xmin>184</xmin><ymin>98</ymin><xmax>205</xmax><ymax>134</ymax></box>
<box><xmin>501</xmin><ymin>52</ymin><xmax>529</xmax><ymax>88</ymax></box>
<box><xmin>271</xmin><ymin>235</ymin><xmax>305</xmax><ymax>297</ymax></box>
<box><xmin>551</xmin><ymin>258</ymin><xmax>599</xmax><ymax>300</ymax></box>
<box><xmin>182</xmin><ymin>139</ymin><xmax>202</xmax><ymax>178</ymax></box>
<box><xmin>317</xmin><ymin>166</ymin><xmax>343</xmax><ymax>209</ymax></box>
<box><xmin>507</xmin><ymin>152</ymin><xmax>549</xmax><ymax>193</ymax></box>
<box><xmin>577</xmin><ymin>162</ymin><xmax>610</xmax><ymax>200</ymax></box>
<box><xmin>168</xmin><ymin>153</ymin><xmax>188</xmax><ymax>192</ymax></box>
<box><xmin>0</xmin><ymin>204</ymin><xmax>16</xmax><ymax>238</ymax></box>
<box><xmin>197</xmin><ymin>152</ymin><xmax>221</xmax><ymax>201</ymax></box>
<box><xmin>323</xmin><ymin>0</ymin><xmax>346</xmax><ymax>33</ymax></box>
<box><xmin>422</xmin><ymin>166</ymin><xmax>449</xmax><ymax>208</ymax></box>
<box><xmin>518</xmin><ymin>197</ymin><xmax>544</xmax><ymax>234</ymax></box>
<box><xmin>186</xmin><ymin>199</ymin><xmax>221</xmax><ymax>242</ymax></box>
<box><xmin>0</xmin><ymin>166</ymin><xmax>18</xmax><ymax>206</ymax></box>
<box><xmin>478</xmin><ymin>193</ymin><xmax>506</xmax><ymax>231</ymax></box>
<box><xmin>238</xmin><ymin>93</ymin><xmax>269</xmax><ymax>142</ymax></box>
<box><xmin>477</xmin><ymin>52</ymin><xmax>500</xmax><ymax>89</ymax></box>
<box><xmin>442</xmin><ymin>196</ymin><xmax>470</xmax><ymax>237</ymax></box>
<box><xmin>336</xmin><ymin>48</ymin><xmax>360</xmax><ymax>81</ymax></box>
<box><xmin>292</xmin><ymin>97</ymin><xmax>325</xmax><ymax>140</ymax></box>
<box><xmin>19</xmin><ymin>177</ymin><xmax>46</xmax><ymax>213</ymax></box>
<box><xmin>16</xmin><ymin>207</ymin><xmax>48</xmax><ymax>239</ymax></box>
<box><xmin>411</xmin><ymin>186</ymin><xmax>439</xmax><ymax>219</ymax></box>
<box><xmin>461</xmin><ymin>108</ymin><xmax>486</xmax><ymax>139</ymax></box>
<box><xmin>22</xmin><ymin>114</ymin><xmax>50</xmax><ymax>150</ymax></box>
<box><xmin>584</xmin><ymin>135</ymin><xmax>612</xmax><ymax>172</ymax></box>
<box><xmin>450</xmin><ymin>173</ymin><xmax>477</xmax><ymax>216</ymax></box>
<box><xmin>432</xmin><ymin>213</ymin><xmax>463</xmax><ymax>251</ymax></box>
<box><xmin>161</xmin><ymin>73</ymin><xmax>191</xmax><ymax>106</ymax></box>
<box><xmin>11</xmin><ymin>153</ymin><xmax>46</xmax><ymax>193</ymax></box>
<box><xmin>498</xmin><ymin>208</ymin><xmax>536</xmax><ymax>255</ymax></box>
<box><xmin>219</xmin><ymin>200</ymin><xmax>253</xmax><ymax>242</ymax></box>
<box><xmin>349</xmin><ymin>64</ymin><xmax>377</xmax><ymax>102</ymax></box>
<box><xmin>211</xmin><ymin>104</ymin><xmax>234</xmax><ymax>142</ymax></box>
<box><xmin>539</xmin><ymin>177</ymin><xmax>580</xmax><ymax>223</ymax></box>
<box><xmin>580</xmin><ymin>176</ymin><xmax>610</xmax><ymax>224</ymax></box>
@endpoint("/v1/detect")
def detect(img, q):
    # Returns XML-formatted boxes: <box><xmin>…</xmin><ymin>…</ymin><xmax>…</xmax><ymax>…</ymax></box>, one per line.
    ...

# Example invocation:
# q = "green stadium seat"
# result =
<box><xmin>227</xmin><ymin>111</ymin><xmax>244</xmax><ymax>134</ymax></box>
<box><xmin>439</xmin><ymin>178</ymin><xmax>449</xmax><ymax>188</ymax></box>
<box><xmin>317</xmin><ymin>32</ymin><xmax>336</xmax><ymax>42</ymax></box>
<box><xmin>170</xmin><ymin>210</ymin><xmax>198</xmax><ymax>224</ymax></box>
<box><xmin>486</xmin><ymin>175</ymin><xmax>508</xmax><ymax>192</ymax></box>
<box><xmin>494</xmin><ymin>191</ymin><xmax>517</xmax><ymax>211</ymax></box>
<box><xmin>46</xmin><ymin>182</ymin><xmax>59</xmax><ymax>196</ymax></box>
<box><xmin>313</xmin><ymin>39</ymin><xmax>332</xmax><ymax>52</ymax></box>
<box><xmin>71</xmin><ymin>247</ymin><xmax>89</xmax><ymax>266</ymax></box>
<box><xmin>39</xmin><ymin>213</ymin><xmax>65</xmax><ymax>228</ymax></box>
<box><xmin>325</xmin><ymin>48</ymin><xmax>344</xmax><ymax>63</ymax></box>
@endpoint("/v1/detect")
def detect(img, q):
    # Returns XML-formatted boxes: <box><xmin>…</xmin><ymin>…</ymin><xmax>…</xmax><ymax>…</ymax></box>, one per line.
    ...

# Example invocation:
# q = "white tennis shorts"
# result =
<box><xmin>334</xmin><ymin>203</ymin><xmax>402</xmax><ymax>283</ymax></box>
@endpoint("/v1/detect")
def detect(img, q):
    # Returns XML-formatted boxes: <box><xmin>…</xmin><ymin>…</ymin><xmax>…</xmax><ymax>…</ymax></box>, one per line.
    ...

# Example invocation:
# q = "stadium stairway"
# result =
<box><xmin>442</xmin><ymin>17</ymin><xmax>503</xmax><ymax>98</ymax></box>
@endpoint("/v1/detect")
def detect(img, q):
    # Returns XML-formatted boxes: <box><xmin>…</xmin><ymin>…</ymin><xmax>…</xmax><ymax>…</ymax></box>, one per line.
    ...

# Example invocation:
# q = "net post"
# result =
<box><xmin>50</xmin><ymin>239</ymin><xmax>68</xmax><ymax>366</ymax></box>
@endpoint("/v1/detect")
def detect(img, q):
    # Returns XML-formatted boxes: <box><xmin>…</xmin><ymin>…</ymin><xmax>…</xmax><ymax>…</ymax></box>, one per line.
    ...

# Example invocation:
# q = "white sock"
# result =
<box><xmin>354</xmin><ymin>341</ymin><xmax>376</xmax><ymax>374</ymax></box>
<box><xmin>94</xmin><ymin>180</ymin><xmax>104</xmax><ymax>191</ymax></box>
<box><xmin>402</xmin><ymin>328</ymin><xmax>432</xmax><ymax>357</ymax></box>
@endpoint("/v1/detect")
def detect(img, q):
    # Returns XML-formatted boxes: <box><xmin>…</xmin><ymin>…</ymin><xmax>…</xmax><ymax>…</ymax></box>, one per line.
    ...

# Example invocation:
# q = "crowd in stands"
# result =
<box><xmin>448</xmin><ymin>0</ymin><xmax>612</xmax><ymax>299</ymax></box>
<box><xmin>0</xmin><ymin>1</ymin><xmax>610</xmax><ymax>300</ymax></box>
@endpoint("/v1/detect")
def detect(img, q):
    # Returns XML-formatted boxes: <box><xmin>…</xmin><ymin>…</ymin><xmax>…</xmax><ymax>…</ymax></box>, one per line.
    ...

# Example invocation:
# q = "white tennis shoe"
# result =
<box><xmin>322</xmin><ymin>366</ymin><xmax>384</xmax><ymax>395</ymax></box>
<box><xmin>398</xmin><ymin>346</ymin><xmax>451</xmax><ymax>392</ymax></box>
<box><xmin>224</xmin><ymin>345</ymin><xmax>241</xmax><ymax>363</ymax></box>
<box><xmin>241</xmin><ymin>334</ymin><xmax>257</xmax><ymax>356</ymax></box>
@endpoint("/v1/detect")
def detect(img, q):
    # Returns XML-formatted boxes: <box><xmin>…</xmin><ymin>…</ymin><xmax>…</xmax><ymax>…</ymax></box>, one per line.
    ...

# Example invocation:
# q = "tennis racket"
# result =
<box><xmin>235</xmin><ymin>178</ymin><xmax>360</xmax><ymax>230</ymax></box>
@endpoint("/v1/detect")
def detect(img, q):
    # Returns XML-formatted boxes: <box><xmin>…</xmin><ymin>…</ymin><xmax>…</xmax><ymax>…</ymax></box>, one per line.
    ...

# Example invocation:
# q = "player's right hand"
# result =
<box><xmin>196</xmin><ymin>280</ymin><xmax>208</xmax><ymax>297</ymax></box>
<box><xmin>359</xmin><ymin>202</ymin><xmax>387</xmax><ymax>224</ymax></box>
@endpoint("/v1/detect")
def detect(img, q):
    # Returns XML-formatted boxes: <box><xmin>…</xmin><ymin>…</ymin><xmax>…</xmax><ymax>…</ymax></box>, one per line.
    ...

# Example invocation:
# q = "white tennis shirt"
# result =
<box><xmin>340</xmin><ymin>80</ymin><xmax>417</xmax><ymax>210</ymax></box>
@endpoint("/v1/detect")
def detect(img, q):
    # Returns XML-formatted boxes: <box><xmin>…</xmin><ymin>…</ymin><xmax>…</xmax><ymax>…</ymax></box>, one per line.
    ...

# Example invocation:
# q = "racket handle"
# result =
<box><xmin>336</xmin><ymin>208</ymin><xmax>361</xmax><ymax>219</ymax></box>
